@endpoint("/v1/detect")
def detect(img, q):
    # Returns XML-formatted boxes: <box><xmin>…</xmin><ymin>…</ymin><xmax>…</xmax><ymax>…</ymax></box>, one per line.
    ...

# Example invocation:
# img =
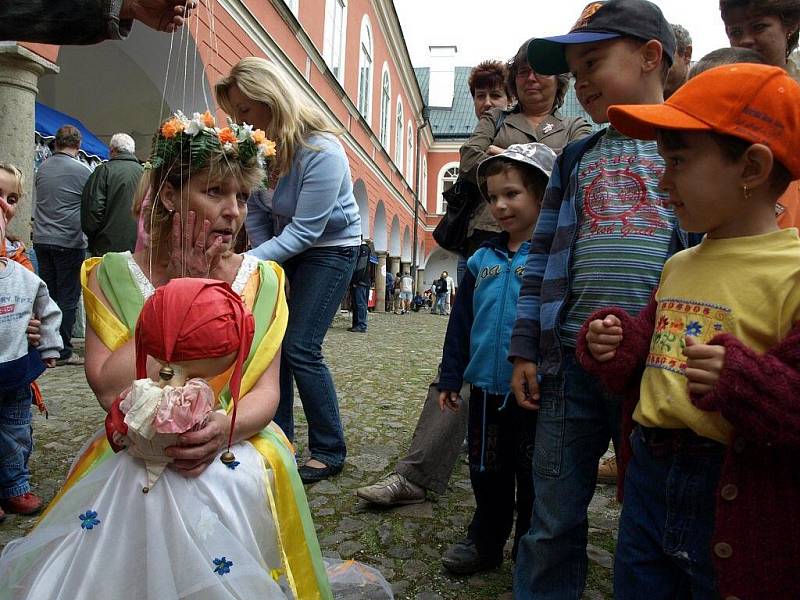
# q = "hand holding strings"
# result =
<box><xmin>168</xmin><ymin>210</ymin><xmax>226</xmax><ymax>279</ymax></box>
<box><xmin>121</xmin><ymin>0</ymin><xmax>198</xmax><ymax>34</ymax></box>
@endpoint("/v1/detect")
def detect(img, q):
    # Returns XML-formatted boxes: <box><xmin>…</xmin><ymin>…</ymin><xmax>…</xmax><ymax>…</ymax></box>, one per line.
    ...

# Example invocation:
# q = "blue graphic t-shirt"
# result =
<box><xmin>560</xmin><ymin>128</ymin><xmax>677</xmax><ymax>347</ymax></box>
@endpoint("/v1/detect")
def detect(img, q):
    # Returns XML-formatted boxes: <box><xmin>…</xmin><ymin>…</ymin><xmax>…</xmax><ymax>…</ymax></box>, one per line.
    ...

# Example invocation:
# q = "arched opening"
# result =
<box><xmin>373</xmin><ymin>200</ymin><xmax>388</xmax><ymax>252</ymax></box>
<box><xmin>353</xmin><ymin>178</ymin><xmax>370</xmax><ymax>239</ymax></box>
<box><xmin>422</xmin><ymin>247</ymin><xmax>459</xmax><ymax>287</ymax></box>
<box><xmin>389</xmin><ymin>215</ymin><xmax>401</xmax><ymax>257</ymax></box>
<box><xmin>401</xmin><ymin>226</ymin><xmax>412</xmax><ymax>262</ymax></box>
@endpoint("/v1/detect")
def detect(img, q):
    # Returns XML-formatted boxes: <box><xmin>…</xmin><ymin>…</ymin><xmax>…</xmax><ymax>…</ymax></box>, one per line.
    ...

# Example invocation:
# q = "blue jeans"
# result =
<box><xmin>33</xmin><ymin>244</ymin><xmax>85</xmax><ymax>360</ymax></box>
<box><xmin>351</xmin><ymin>285</ymin><xmax>368</xmax><ymax>331</ymax></box>
<box><xmin>434</xmin><ymin>292</ymin><xmax>447</xmax><ymax>314</ymax></box>
<box><xmin>0</xmin><ymin>386</ymin><xmax>33</xmax><ymax>498</ymax></box>
<box><xmin>275</xmin><ymin>245</ymin><xmax>357</xmax><ymax>468</ymax></box>
<box><xmin>614</xmin><ymin>426</ymin><xmax>723</xmax><ymax>600</ymax></box>
<box><xmin>514</xmin><ymin>351</ymin><xmax>621</xmax><ymax>600</ymax></box>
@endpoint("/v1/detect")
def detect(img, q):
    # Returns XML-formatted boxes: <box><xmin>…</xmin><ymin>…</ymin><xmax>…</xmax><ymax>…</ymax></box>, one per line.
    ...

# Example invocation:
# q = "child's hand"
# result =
<box><xmin>44</xmin><ymin>358</ymin><xmax>56</xmax><ymax>368</ymax></box>
<box><xmin>439</xmin><ymin>390</ymin><xmax>461</xmax><ymax>413</ymax></box>
<box><xmin>512</xmin><ymin>359</ymin><xmax>540</xmax><ymax>410</ymax></box>
<box><xmin>683</xmin><ymin>336</ymin><xmax>726</xmax><ymax>395</ymax></box>
<box><xmin>26</xmin><ymin>316</ymin><xmax>41</xmax><ymax>347</ymax></box>
<box><xmin>586</xmin><ymin>315</ymin><xmax>623</xmax><ymax>362</ymax></box>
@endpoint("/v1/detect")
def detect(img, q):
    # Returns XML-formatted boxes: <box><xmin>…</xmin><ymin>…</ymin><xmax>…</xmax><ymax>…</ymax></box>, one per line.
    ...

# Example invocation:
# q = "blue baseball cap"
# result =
<box><xmin>527</xmin><ymin>0</ymin><xmax>676</xmax><ymax>75</ymax></box>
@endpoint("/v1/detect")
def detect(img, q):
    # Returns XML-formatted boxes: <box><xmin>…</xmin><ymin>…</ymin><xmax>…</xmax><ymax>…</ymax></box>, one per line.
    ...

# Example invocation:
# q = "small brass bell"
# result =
<box><xmin>159</xmin><ymin>365</ymin><xmax>175</xmax><ymax>381</ymax></box>
<box><xmin>220</xmin><ymin>450</ymin><xmax>236</xmax><ymax>465</ymax></box>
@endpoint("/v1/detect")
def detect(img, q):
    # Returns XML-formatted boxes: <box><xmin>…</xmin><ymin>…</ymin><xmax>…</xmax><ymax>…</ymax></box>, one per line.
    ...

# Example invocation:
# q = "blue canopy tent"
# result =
<box><xmin>34</xmin><ymin>101</ymin><xmax>109</xmax><ymax>161</ymax></box>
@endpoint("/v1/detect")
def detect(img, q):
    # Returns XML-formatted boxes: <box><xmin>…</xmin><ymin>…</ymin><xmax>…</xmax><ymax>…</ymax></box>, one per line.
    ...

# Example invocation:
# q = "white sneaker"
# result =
<box><xmin>355</xmin><ymin>472</ymin><xmax>425</xmax><ymax>506</ymax></box>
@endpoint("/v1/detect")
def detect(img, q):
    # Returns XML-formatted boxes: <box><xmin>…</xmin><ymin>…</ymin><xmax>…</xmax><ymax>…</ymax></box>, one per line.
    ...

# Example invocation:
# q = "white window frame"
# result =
<box><xmin>379</xmin><ymin>64</ymin><xmax>391</xmax><ymax>149</ymax></box>
<box><xmin>357</xmin><ymin>15</ymin><xmax>374</xmax><ymax>121</ymax></box>
<box><xmin>285</xmin><ymin>0</ymin><xmax>299</xmax><ymax>16</ymax></box>
<box><xmin>437</xmin><ymin>162</ymin><xmax>460</xmax><ymax>215</ymax></box>
<box><xmin>395</xmin><ymin>97</ymin><xmax>404</xmax><ymax>171</ymax></box>
<box><xmin>322</xmin><ymin>0</ymin><xmax>347</xmax><ymax>83</ymax></box>
<box><xmin>406</xmin><ymin>121</ymin><xmax>414</xmax><ymax>184</ymax></box>
<box><xmin>421</xmin><ymin>157</ymin><xmax>428</xmax><ymax>211</ymax></box>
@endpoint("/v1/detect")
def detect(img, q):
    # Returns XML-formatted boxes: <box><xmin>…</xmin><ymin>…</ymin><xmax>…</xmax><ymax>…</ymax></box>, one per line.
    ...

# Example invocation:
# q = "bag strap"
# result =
<box><xmin>493</xmin><ymin>110</ymin><xmax>508</xmax><ymax>136</ymax></box>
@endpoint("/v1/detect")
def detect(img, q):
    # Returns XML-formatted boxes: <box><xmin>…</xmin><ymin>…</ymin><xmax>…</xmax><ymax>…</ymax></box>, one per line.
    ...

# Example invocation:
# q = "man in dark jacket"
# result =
<box><xmin>81</xmin><ymin>133</ymin><xmax>143</xmax><ymax>256</ymax></box>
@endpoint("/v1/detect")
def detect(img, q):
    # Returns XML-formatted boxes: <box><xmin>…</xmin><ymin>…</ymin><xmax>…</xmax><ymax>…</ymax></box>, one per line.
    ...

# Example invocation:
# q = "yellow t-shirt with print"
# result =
<box><xmin>635</xmin><ymin>228</ymin><xmax>800</xmax><ymax>444</ymax></box>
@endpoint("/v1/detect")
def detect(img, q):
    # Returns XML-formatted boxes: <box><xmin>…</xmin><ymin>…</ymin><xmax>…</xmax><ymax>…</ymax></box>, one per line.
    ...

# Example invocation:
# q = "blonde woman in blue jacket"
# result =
<box><xmin>438</xmin><ymin>143</ymin><xmax>554</xmax><ymax>576</ymax></box>
<box><xmin>217</xmin><ymin>58</ymin><xmax>361</xmax><ymax>484</ymax></box>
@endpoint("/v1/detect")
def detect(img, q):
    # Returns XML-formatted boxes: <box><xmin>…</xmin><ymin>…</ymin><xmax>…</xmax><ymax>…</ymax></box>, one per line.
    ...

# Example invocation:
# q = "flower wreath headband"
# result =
<box><xmin>145</xmin><ymin>110</ymin><xmax>277</xmax><ymax>181</ymax></box>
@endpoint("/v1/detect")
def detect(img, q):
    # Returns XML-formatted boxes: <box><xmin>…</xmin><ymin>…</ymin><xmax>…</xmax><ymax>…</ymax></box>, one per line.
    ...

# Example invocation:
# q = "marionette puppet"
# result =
<box><xmin>105</xmin><ymin>277</ymin><xmax>254</xmax><ymax>493</ymax></box>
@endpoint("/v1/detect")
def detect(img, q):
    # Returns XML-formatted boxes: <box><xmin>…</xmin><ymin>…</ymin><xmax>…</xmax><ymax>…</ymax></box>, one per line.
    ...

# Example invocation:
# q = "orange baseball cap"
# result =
<box><xmin>608</xmin><ymin>64</ymin><xmax>800</xmax><ymax>179</ymax></box>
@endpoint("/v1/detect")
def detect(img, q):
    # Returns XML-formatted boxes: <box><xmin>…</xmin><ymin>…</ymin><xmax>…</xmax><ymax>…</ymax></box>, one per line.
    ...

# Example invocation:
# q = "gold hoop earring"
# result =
<box><xmin>743</xmin><ymin>184</ymin><xmax>751</xmax><ymax>202</ymax></box>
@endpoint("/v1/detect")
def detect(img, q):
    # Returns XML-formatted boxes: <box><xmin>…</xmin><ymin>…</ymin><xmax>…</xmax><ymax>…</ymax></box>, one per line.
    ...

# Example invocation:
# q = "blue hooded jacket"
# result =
<box><xmin>439</xmin><ymin>233</ymin><xmax>529</xmax><ymax>395</ymax></box>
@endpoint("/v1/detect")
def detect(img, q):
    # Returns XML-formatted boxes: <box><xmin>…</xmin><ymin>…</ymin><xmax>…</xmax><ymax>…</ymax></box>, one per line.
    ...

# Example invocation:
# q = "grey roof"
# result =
<box><xmin>414</xmin><ymin>67</ymin><xmax>603</xmax><ymax>140</ymax></box>
<box><xmin>415</xmin><ymin>66</ymin><xmax>478</xmax><ymax>140</ymax></box>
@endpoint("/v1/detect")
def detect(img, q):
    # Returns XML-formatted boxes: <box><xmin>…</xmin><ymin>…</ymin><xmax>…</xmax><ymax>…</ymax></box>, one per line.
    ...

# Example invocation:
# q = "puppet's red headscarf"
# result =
<box><xmin>135</xmin><ymin>278</ymin><xmax>255</xmax><ymax>451</ymax></box>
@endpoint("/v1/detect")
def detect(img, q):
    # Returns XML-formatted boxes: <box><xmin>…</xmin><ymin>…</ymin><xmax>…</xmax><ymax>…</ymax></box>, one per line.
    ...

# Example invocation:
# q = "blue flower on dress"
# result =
<box><xmin>685</xmin><ymin>321</ymin><xmax>703</xmax><ymax>337</ymax></box>
<box><xmin>213</xmin><ymin>557</ymin><xmax>233</xmax><ymax>575</ymax></box>
<box><xmin>79</xmin><ymin>510</ymin><xmax>101</xmax><ymax>530</ymax></box>
<box><xmin>226</xmin><ymin>460</ymin><xmax>240</xmax><ymax>470</ymax></box>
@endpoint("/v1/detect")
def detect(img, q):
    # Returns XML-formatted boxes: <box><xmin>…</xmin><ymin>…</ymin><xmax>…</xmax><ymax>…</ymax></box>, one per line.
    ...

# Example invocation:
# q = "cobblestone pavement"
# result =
<box><xmin>1</xmin><ymin>310</ymin><xmax>617</xmax><ymax>599</ymax></box>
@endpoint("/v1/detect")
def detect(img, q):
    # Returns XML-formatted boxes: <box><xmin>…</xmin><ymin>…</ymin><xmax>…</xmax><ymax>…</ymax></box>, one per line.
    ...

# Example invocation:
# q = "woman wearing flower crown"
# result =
<box><xmin>216</xmin><ymin>59</ymin><xmax>362</xmax><ymax>484</ymax></box>
<box><xmin>0</xmin><ymin>114</ymin><xmax>333</xmax><ymax>599</ymax></box>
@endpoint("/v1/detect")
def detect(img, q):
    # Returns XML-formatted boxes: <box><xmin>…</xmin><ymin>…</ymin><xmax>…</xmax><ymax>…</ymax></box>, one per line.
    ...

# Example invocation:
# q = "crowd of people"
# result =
<box><xmin>0</xmin><ymin>0</ymin><xmax>799</xmax><ymax>599</ymax></box>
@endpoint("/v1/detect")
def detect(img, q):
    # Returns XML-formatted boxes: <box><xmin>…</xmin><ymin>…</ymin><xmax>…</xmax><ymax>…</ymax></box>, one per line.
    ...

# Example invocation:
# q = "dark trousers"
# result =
<box><xmin>614</xmin><ymin>426</ymin><xmax>724</xmax><ymax>600</ymax></box>
<box><xmin>351</xmin><ymin>284</ymin><xmax>369</xmax><ymax>331</ymax></box>
<box><xmin>467</xmin><ymin>386</ymin><xmax>537</xmax><ymax>559</ymax></box>
<box><xmin>33</xmin><ymin>244</ymin><xmax>85</xmax><ymax>359</ymax></box>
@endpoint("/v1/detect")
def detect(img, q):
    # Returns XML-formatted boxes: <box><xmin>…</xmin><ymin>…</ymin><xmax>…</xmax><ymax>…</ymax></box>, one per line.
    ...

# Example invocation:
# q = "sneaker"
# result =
<box><xmin>1</xmin><ymin>492</ymin><xmax>43</xmax><ymax>515</ymax></box>
<box><xmin>355</xmin><ymin>472</ymin><xmax>425</xmax><ymax>506</ymax></box>
<box><xmin>442</xmin><ymin>538</ymin><xmax>502</xmax><ymax>575</ymax></box>
<box><xmin>56</xmin><ymin>354</ymin><xmax>84</xmax><ymax>366</ymax></box>
<box><xmin>597</xmin><ymin>455</ymin><xmax>617</xmax><ymax>484</ymax></box>
<box><xmin>347</xmin><ymin>327</ymin><xmax>367</xmax><ymax>333</ymax></box>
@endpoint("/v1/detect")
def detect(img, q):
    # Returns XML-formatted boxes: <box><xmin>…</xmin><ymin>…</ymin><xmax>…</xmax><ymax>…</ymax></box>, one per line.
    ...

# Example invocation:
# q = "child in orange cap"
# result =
<box><xmin>577</xmin><ymin>64</ymin><xmax>800</xmax><ymax>599</ymax></box>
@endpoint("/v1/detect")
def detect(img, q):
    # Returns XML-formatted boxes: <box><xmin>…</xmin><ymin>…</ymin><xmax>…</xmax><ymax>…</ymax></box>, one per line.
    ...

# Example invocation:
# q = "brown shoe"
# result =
<box><xmin>597</xmin><ymin>455</ymin><xmax>617</xmax><ymax>484</ymax></box>
<box><xmin>1</xmin><ymin>492</ymin><xmax>44</xmax><ymax>515</ymax></box>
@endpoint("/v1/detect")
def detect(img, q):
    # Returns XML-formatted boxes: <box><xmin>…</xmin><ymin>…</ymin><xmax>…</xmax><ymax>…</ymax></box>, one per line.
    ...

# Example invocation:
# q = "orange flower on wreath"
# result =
<box><xmin>260</xmin><ymin>139</ymin><xmax>277</xmax><ymax>158</ymax></box>
<box><xmin>202</xmin><ymin>110</ymin><xmax>216</xmax><ymax>128</ymax></box>
<box><xmin>218</xmin><ymin>127</ymin><xmax>237</xmax><ymax>145</ymax></box>
<box><xmin>252</xmin><ymin>129</ymin><xmax>266</xmax><ymax>144</ymax></box>
<box><xmin>161</xmin><ymin>117</ymin><xmax>184</xmax><ymax>139</ymax></box>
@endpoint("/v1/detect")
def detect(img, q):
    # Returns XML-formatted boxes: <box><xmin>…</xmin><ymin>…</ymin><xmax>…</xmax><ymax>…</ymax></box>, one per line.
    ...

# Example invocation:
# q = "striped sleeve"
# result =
<box><xmin>507</xmin><ymin>158</ymin><xmax>565</xmax><ymax>363</ymax></box>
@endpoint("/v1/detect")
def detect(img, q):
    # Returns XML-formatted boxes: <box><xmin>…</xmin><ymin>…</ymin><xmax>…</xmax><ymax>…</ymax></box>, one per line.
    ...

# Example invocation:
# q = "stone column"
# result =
<box><xmin>416</xmin><ymin>268</ymin><xmax>425</xmax><ymax>292</ymax></box>
<box><xmin>0</xmin><ymin>45</ymin><xmax>58</xmax><ymax>245</ymax></box>
<box><xmin>374</xmin><ymin>251</ymin><xmax>387</xmax><ymax>312</ymax></box>
<box><xmin>389</xmin><ymin>256</ymin><xmax>400</xmax><ymax>278</ymax></box>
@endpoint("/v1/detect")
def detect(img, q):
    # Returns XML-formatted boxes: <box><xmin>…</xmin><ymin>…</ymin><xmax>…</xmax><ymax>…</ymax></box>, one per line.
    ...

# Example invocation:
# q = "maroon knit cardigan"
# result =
<box><xmin>575</xmin><ymin>293</ymin><xmax>800</xmax><ymax>600</ymax></box>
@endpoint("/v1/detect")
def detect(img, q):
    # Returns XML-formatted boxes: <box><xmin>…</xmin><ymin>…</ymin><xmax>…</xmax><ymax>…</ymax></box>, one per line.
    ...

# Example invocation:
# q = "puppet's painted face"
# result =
<box><xmin>157</xmin><ymin>351</ymin><xmax>238</xmax><ymax>387</ymax></box>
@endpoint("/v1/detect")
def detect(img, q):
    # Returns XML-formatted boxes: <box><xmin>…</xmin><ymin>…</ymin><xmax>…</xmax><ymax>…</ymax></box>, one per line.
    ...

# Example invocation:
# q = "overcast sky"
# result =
<box><xmin>394</xmin><ymin>1</ymin><xmax>731</xmax><ymax>68</ymax></box>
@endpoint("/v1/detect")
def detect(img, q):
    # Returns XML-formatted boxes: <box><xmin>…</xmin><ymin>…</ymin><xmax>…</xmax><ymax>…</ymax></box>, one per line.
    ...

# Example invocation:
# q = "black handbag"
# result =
<box><xmin>432</xmin><ymin>178</ymin><xmax>482</xmax><ymax>253</ymax></box>
<box><xmin>432</xmin><ymin>112</ymin><xmax>508</xmax><ymax>255</ymax></box>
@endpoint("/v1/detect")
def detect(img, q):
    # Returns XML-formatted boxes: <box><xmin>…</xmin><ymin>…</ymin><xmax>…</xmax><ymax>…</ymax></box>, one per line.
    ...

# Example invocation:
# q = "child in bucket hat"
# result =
<box><xmin>578</xmin><ymin>64</ymin><xmax>800</xmax><ymax>599</ymax></box>
<box><xmin>509</xmin><ymin>2</ymin><xmax>695</xmax><ymax>598</ymax></box>
<box><xmin>437</xmin><ymin>143</ymin><xmax>554</xmax><ymax>576</ymax></box>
